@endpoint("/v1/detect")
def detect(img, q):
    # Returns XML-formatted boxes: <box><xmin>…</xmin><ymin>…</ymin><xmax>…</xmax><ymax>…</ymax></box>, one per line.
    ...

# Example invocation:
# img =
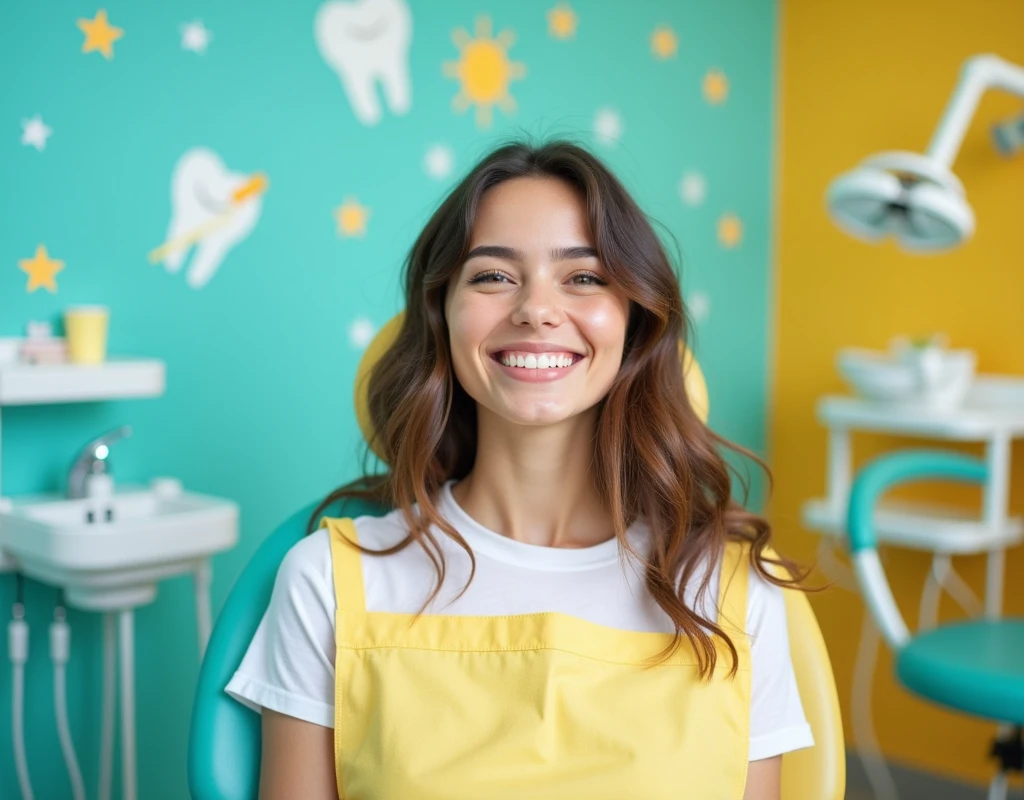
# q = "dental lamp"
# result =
<box><xmin>827</xmin><ymin>54</ymin><xmax>1024</xmax><ymax>252</ymax></box>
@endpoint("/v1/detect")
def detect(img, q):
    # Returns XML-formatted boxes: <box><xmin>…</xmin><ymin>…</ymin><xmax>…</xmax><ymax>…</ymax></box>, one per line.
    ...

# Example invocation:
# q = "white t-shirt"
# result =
<box><xmin>227</xmin><ymin>479</ymin><xmax>814</xmax><ymax>762</ymax></box>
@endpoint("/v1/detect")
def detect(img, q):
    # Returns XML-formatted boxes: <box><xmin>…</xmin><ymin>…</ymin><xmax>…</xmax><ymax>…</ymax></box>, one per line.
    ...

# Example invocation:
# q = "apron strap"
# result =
<box><xmin>321</xmin><ymin>517</ymin><xmax>367</xmax><ymax>615</ymax></box>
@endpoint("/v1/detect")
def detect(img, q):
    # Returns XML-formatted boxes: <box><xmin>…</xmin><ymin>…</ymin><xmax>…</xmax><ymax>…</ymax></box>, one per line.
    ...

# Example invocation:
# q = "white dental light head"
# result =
<box><xmin>826</xmin><ymin>54</ymin><xmax>1024</xmax><ymax>254</ymax></box>
<box><xmin>826</xmin><ymin>150</ymin><xmax>975</xmax><ymax>253</ymax></box>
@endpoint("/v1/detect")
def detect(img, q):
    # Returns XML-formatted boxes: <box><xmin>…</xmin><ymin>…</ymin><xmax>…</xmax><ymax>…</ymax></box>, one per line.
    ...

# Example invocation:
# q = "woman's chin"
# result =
<box><xmin>488</xmin><ymin>403</ymin><xmax>588</xmax><ymax>429</ymax></box>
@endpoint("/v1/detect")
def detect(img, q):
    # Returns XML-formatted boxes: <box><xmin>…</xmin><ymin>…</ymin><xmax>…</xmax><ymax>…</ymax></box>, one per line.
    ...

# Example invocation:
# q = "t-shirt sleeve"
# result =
<box><xmin>225</xmin><ymin>528</ymin><xmax>338</xmax><ymax>729</ymax></box>
<box><xmin>746</xmin><ymin>563</ymin><xmax>816</xmax><ymax>761</ymax></box>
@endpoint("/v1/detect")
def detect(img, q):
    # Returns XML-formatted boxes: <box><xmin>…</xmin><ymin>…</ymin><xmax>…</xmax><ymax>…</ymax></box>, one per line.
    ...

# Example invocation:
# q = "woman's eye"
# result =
<box><xmin>468</xmin><ymin>270</ymin><xmax>508</xmax><ymax>284</ymax></box>
<box><xmin>572</xmin><ymin>272</ymin><xmax>607</xmax><ymax>286</ymax></box>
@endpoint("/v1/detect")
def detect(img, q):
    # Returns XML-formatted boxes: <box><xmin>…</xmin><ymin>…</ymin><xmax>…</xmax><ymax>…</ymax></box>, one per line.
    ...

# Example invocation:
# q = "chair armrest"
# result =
<box><xmin>846</xmin><ymin>449</ymin><xmax>988</xmax><ymax>650</ymax></box>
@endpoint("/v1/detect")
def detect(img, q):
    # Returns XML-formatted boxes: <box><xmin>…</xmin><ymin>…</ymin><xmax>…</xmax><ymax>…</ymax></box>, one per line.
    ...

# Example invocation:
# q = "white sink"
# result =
<box><xmin>0</xmin><ymin>479</ymin><xmax>238</xmax><ymax>610</ymax></box>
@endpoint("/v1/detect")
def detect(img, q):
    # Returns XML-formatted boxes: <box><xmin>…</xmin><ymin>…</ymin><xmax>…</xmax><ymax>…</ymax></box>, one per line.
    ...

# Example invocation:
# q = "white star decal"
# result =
<box><xmin>424</xmin><ymin>145</ymin><xmax>454</xmax><ymax>180</ymax></box>
<box><xmin>21</xmin><ymin>115</ymin><xmax>52</xmax><ymax>151</ymax></box>
<box><xmin>679</xmin><ymin>171</ymin><xmax>706</xmax><ymax>206</ymax></box>
<box><xmin>594</xmin><ymin>108</ymin><xmax>623</xmax><ymax>146</ymax></box>
<box><xmin>688</xmin><ymin>290</ymin><xmax>711</xmax><ymax>324</ymax></box>
<box><xmin>349</xmin><ymin>317</ymin><xmax>376</xmax><ymax>349</ymax></box>
<box><xmin>181</xmin><ymin>20</ymin><xmax>212</xmax><ymax>54</ymax></box>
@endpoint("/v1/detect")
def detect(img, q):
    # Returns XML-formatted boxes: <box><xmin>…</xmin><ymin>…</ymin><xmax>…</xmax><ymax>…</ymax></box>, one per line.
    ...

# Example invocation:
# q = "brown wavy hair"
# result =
<box><xmin>309</xmin><ymin>137</ymin><xmax>809</xmax><ymax>678</ymax></box>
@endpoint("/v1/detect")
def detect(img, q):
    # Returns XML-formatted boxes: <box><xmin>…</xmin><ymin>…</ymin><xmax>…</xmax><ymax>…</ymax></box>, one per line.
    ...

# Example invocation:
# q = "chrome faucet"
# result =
<box><xmin>67</xmin><ymin>426</ymin><xmax>132</xmax><ymax>499</ymax></box>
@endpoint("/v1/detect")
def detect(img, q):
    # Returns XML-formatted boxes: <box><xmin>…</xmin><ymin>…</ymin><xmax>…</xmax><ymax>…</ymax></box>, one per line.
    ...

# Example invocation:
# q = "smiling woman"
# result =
<box><xmin>227</xmin><ymin>139</ymin><xmax>815</xmax><ymax>800</ymax></box>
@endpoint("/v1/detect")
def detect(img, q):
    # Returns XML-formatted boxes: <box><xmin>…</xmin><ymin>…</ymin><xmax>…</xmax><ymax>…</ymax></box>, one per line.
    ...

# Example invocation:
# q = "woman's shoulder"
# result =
<box><xmin>275</xmin><ymin>507</ymin><xmax>414</xmax><ymax>591</ymax></box>
<box><xmin>274</xmin><ymin>525</ymin><xmax>333</xmax><ymax>599</ymax></box>
<box><xmin>320</xmin><ymin>506</ymin><xmax>415</xmax><ymax>549</ymax></box>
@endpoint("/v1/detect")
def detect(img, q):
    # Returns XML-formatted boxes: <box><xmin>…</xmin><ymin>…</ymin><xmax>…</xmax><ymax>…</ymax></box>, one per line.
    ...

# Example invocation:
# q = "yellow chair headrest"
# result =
<box><xmin>354</xmin><ymin>311</ymin><xmax>709</xmax><ymax>462</ymax></box>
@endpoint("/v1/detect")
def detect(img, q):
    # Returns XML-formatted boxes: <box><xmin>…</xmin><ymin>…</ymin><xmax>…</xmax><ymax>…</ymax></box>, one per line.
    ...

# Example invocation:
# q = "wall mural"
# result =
<box><xmin>314</xmin><ymin>0</ymin><xmax>413</xmax><ymax>127</ymax></box>
<box><xmin>444</xmin><ymin>16</ymin><xmax>527</xmax><ymax>129</ymax></box>
<box><xmin>14</xmin><ymin>3</ymin><xmax>746</xmax><ymax>303</ymax></box>
<box><xmin>18</xmin><ymin>245</ymin><xmax>64</xmax><ymax>294</ymax></box>
<box><xmin>149</xmin><ymin>148</ymin><xmax>268</xmax><ymax>290</ymax></box>
<box><xmin>77</xmin><ymin>9</ymin><xmax>123</xmax><ymax>60</ymax></box>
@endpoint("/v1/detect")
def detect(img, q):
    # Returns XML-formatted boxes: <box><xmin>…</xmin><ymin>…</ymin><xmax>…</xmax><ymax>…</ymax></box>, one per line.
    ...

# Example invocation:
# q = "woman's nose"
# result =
<box><xmin>510</xmin><ymin>280</ymin><xmax>563</xmax><ymax>327</ymax></box>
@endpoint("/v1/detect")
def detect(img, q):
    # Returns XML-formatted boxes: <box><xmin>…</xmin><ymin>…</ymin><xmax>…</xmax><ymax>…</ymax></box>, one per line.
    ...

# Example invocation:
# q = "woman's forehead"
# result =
<box><xmin>470</xmin><ymin>178</ymin><xmax>592</xmax><ymax>247</ymax></box>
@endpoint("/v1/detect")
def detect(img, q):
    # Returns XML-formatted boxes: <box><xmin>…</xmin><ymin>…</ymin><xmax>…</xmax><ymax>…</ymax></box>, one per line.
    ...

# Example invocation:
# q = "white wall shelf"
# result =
<box><xmin>0</xmin><ymin>355</ymin><xmax>166</xmax><ymax>500</ymax></box>
<box><xmin>0</xmin><ymin>358</ymin><xmax>165</xmax><ymax>406</ymax></box>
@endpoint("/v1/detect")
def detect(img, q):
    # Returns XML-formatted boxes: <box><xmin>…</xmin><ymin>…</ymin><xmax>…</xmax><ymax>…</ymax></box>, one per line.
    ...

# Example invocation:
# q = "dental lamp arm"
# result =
<box><xmin>846</xmin><ymin>449</ymin><xmax>989</xmax><ymax>651</ymax></box>
<box><xmin>928</xmin><ymin>54</ymin><xmax>1024</xmax><ymax>167</ymax></box>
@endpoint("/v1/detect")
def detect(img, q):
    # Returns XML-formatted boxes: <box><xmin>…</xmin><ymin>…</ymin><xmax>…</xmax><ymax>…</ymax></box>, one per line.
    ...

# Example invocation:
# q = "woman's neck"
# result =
<box><xmin>450</xmin><ymin>407</ymin><xmax>617</xmax><ymax>549</ymax></box>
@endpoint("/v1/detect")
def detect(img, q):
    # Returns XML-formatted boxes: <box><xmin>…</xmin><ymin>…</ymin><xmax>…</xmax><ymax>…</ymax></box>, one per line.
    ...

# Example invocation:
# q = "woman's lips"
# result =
<box><xmin>489</xmin><ymin>352</ymin><xmax>583</xmax><ymax>382</ymax></box>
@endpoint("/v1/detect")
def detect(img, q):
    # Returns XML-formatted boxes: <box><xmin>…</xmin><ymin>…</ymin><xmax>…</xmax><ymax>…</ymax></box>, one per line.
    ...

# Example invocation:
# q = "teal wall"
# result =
<box><xmin>0</xmin><ymin>1</ymin><xmax>776</xmax><ymax>796</ymax></box>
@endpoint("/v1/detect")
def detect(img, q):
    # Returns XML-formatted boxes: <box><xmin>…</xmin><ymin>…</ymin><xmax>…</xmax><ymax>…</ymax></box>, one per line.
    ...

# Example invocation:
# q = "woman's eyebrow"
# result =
<box><xmin>551</xmin><ymin>245</ymin><xmax>598</xmax><ymax>261</ymax></box>
<box><xmin>464</xmin><ymin>245</ymin><xmax>599</xmax><ymax>262</ymax></box>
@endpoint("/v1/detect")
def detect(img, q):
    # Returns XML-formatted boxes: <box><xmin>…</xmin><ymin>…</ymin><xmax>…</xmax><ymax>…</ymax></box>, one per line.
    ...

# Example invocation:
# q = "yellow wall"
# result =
<box><xmin>774</xmin><ymin>0</ymin><xmax>1024</xmax><ymax>787</ymax></box>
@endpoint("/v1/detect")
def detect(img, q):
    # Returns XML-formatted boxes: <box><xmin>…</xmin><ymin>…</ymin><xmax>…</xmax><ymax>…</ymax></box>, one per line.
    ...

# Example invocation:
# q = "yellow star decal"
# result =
<box><xmin>703</xmin><ymin>69</ymin><xmax>729</xmax><ymax>104</ymax></box>
<box><xmin>651</xmin><ymin>25</ymin><xmax>677</xmax><ymax>59</ymax></box>
<box><xmin>19</xmin><ymin>245</ymin><xmax>65</xmax><ymax>293</ymax></box>
<box><xmin>718</xmin><ymin>214</ymin><xmax>743</xmax><ymax>249</ymax></box>
<box><xmin>78</xmin><ymin>9</ymin><xmax>123</xmax><ymax>60</ymax></box>
<box><xmin>547</xmin><ymin>4</ymin><xmax>577</xmax><ymax>39</ymax></box>
<box><xmin>335</xmin><ymin>198</ymin><xmax>369</xmax><ymax>237</ymax></box>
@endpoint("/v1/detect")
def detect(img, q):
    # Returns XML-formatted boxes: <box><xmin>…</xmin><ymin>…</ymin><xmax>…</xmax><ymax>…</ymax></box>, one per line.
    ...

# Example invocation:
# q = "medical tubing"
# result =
<box><xmin>10</xmin><ymin>600</ymin><xmax>34</xmax><ymax>800</ymax></box>
<box><xmin>51</xmin><ymin>602</ymin><xmax>87</xmax><ymax>800</ymax></box>
<box><xmin>99</xmin><ymin>612</ymin><xmax>116</xmax><ymax>800</ymax></box>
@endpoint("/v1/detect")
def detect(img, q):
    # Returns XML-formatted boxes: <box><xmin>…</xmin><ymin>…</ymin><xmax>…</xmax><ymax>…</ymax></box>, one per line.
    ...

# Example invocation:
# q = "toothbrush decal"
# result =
<box><xmin>149</xmin><ymin>147</ymin><xmax>268</xmax><ymax>289</ymax></box>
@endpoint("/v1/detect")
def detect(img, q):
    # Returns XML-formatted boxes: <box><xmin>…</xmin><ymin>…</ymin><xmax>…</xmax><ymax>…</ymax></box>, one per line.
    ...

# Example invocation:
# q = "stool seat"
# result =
<box><xmin>897</xmin><ymin>619</ymin><xmax>1024</xmax><ymax>725</ymax></box>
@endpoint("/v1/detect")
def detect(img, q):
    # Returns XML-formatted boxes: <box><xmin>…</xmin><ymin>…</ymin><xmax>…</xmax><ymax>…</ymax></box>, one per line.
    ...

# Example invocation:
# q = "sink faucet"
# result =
<box><xmin>67</xmin><ymin>426</ymin><xmax>132</xmax><ymax>499</ymax></box>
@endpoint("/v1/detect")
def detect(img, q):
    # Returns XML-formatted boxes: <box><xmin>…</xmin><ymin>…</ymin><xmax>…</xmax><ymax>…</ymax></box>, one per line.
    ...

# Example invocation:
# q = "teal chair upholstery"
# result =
<box><xmin>187</xmin><ymin>494</ymin><xmax>387</xmax><ymax>800</ymax></box>
<box><xmin>846</xmin><ymin>449</ymin><xmax>1024</xmax><ymax>792</ymax></box>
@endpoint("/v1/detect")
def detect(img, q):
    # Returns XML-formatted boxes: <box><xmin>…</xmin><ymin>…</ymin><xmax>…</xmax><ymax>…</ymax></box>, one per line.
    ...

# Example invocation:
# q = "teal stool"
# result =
<box><xmin>847</xmin><ymin>449</ymin><xmax>1024</xmax><ymax>799</ymax></box>
<box><xmin>186</xmin><ymin>493</ymin><xmax>387</xmax><ymax>800</ymax></box>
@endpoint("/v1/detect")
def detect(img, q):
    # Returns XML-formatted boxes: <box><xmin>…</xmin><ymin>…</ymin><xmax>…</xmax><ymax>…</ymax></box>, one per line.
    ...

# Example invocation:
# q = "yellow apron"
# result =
<box><xmin>321</xmin><ymin>516</ymin><xmax>752</xmax><ymax>799</ymax></box>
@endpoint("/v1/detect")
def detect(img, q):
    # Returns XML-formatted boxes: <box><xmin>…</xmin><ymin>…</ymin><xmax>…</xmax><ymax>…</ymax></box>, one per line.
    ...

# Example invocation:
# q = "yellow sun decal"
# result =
<box><xmin>718</xmin><ymin>214</ymin><xmax>743</xmax><ymax>248</ymax></box>
<box><xmin>443</xmin><ymin>16</ymin><xmax>526</xmax><ymax>129</ymax></box>
<box><xmin>703</xmin><ymin>69</ymin><xmax>729</xmax><ymax>104</ymax></box>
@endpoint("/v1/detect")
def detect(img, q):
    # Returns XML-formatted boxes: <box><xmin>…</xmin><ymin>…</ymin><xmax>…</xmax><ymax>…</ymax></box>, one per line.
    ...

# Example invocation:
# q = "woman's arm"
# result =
<box><xmin>259</xmin><ymin>709</ymin><xmax>337</xmax><ymax>800</ymax></box>
<box><xmin>742</xmin><ymin>756</ymin><xmax>781</xmax><ymax>800</ymax></box>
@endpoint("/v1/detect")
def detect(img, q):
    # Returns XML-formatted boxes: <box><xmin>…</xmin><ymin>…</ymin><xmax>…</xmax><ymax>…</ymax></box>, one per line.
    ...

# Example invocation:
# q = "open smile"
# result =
<box><xmin>489</xmin><ymin>351</ymin><xmax>584</xmax><ymax>383</ymax></box>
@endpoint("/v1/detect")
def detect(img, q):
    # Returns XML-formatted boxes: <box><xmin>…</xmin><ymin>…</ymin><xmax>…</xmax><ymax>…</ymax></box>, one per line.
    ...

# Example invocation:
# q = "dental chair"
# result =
<box><xmin>847</xmin><ymin>449</ymin><xmax>1024</xmax><ymax>800</ymax></box>
<box><xmin>187</xmin><ymin>314</ymin><xmax>846</xmax><ymax>799</ymax></box>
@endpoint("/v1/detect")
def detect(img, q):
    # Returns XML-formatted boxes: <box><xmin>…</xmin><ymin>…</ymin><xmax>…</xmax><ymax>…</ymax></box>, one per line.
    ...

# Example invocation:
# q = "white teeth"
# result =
<box><xmin>499</xmin><ymin>352</ymin><xmax>577</xmax><ymax>369</ymax></box>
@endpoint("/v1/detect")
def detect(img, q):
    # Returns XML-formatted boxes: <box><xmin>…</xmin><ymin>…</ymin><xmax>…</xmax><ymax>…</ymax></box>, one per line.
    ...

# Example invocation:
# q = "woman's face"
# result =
<box><xmin>445</xmin><ymin>177</ymin><xmax>631</xmax><ymax>427</ymax></box>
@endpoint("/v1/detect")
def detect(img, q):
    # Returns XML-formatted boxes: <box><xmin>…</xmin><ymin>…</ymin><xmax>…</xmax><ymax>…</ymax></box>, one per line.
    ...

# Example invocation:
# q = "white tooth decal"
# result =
<box><xmin>314</xmin><ymin>0</ymin><xmax>413</xmax><ymax>127</ymax></box>
<box><xmin>150</xmin><ymin>147</ymin><xmax>266</xmax><ymax>289</ymax></box>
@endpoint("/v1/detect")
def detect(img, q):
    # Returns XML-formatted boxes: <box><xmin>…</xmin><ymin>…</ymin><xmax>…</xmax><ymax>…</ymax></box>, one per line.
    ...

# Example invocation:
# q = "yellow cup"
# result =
<box><xmin>64</xmin><ymin>306</ymin><xmax>109</xmax><ymax>364</ymax></box>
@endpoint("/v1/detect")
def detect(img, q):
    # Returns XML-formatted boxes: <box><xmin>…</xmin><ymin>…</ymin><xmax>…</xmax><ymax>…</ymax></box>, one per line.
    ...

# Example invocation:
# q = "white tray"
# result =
<box><xmin>817</xmin><ymin>374</ymin><xmax>1024</xmax><ymax>439</ymax></box>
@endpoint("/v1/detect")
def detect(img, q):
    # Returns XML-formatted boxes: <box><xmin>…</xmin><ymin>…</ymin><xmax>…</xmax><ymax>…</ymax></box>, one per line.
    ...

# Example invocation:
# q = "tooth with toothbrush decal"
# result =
<box><xmin>149</xmin><ymin>147</ymin><xmax>267</xmax><ymax>289</ymax></box>
<box><xmin>314</xmin><ymin>0</ymin><xmax>412</xmax><ymax>126</ymax></box>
